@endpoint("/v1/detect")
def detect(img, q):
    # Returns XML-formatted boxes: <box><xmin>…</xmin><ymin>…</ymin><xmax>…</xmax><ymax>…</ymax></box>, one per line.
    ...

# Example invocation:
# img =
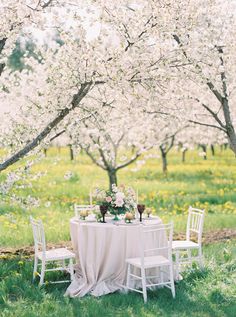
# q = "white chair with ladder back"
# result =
<box><xmin>172</xmin><ymin>206</ymin><xmax>205</xmax><ymax>279</ymax></box>
<box><xmin>125</xmin><ymin>222</ymin><xmax>175</xmax><ymax>303</ymax></box>
<box><xmin>74</xmin><ymin>204</ymin><xmax>98</xmax><ymax>218</ymax></box>
<box><xmin>30</xmin><ymin>216</ymin><xmax>75</xmax><ymax>285</ymax></box>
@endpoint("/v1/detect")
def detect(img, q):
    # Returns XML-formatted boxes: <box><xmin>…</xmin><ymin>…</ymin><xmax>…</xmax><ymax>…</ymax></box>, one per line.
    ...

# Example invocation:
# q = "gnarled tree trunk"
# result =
<box><xmin>108</xmin><ymin>169</ymin><xmax>118</xmax><ymax>190</ymax></box>
<box><xmin>182</xmin><ymin>148</ymin><xmax>187</xmax><ymax>163</ymax></box>
<box><xmin>199</xmin><ymin>144</ymin><xmax>207</xmax><ymax>160</ymax></box>
<box><xmin>160</xmin><ymin>146</ymin><xmax>168</xmax><ymax>175</ymax></box>
<box><xmin>69</xmin><ymin>144</ymin><xmax>74</xmax><ymax>161</ymax></box>
<box><xmin>210</xmin><ymin>144</ymin><xmax>215</xmax><ymax>156</ymax></box>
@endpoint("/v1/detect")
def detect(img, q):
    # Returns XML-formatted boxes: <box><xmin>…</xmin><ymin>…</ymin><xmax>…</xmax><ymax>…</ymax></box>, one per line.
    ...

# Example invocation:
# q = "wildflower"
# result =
<box><xmin>45</xmin><ymin>201</ymin><xmax>51</xmax><ymax>208</ymax></box>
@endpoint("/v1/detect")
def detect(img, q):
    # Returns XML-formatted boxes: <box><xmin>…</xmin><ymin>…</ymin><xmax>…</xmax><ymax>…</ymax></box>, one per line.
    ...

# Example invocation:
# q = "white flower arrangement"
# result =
<box><xmin>95</xmin><ymin>184</ymin><xmax>136</xmax><ymax>215</ymax></box>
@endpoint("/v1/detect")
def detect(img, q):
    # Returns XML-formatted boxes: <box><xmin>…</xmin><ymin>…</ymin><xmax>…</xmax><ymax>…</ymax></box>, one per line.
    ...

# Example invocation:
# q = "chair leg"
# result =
<box><xmin>187</xmin><ymin>249</ymin><xmax>192</xmax><ymax>266</ymax></box>
<box><xmin>160</xmin><ymin>268</ymin><xmax>164</xmax><ymax>287</ymax></box>
<box><xmin>62</xmin><ymin>259</ymin><xmax>66</xmax><ymax>269</ymax></box>
<box><xmin>39</xmin><ymin>260</ymin><xmax>46</xmax><ymax>286</ymax></box>
<box><xmin>126</xmin><ymin>264</ymin><xmax>131</xmax><ymax>290</ymax></box>
<box><xmin>175</xmin><ymin>251</ymin><xmax>180</xmax><ymax>280</ymax></box>
<box><xmin>169</xmin><ymin>264</ymin><xmax>176</xmax><ymax>298</ymax></box>
<box><xmin>198</xmin><ymin>247</ymin><xmax>204</xmax><ymax>269</ymax></box>
<box><xmin>33</xmin><ymin>256</ymin><xmax>38</xmax><ymax>281</ymax></box>
<box><xmin>141</xmin><ymin>267</ymin><xmax>147</xmax><ymax>303</ymax></box>
<box><xmin>69</xmin><ymin>258</ymin><xmax>74</xmax><ymax>281</ymax></box>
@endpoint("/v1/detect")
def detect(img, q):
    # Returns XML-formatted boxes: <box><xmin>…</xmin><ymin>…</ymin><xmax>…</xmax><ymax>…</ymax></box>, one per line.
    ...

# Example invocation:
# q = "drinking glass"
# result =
<box><xmin>99</xmin><ymin>205</ymin><xmax>108</xmax><ymax>223</ymax></box>
<box><xmin>137</xmin><ymin>204</ymin><xmax>145</xmax><ymax>222</ymax></box>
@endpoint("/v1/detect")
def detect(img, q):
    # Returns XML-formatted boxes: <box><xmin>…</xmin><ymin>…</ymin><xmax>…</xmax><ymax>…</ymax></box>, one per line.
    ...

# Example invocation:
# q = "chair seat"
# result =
<box><xmin>172</xmin><ymin>240</ymin><xmax>199</xmax><ymax>250</ymax></box>
<box><xmin>126</xmin><ymin>255</ymin><xmax>170</xmax><ymax>268</ymax></box>
<box><xmin>38</xmin><ymin>248</ymin><xmax>75</xmax><ymax>261</ymax></box>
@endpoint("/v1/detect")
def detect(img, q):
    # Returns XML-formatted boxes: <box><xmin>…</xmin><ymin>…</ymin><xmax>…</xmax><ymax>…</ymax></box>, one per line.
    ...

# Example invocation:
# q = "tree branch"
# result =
<box><xmin>83</xmin><ymin>146</ymin><xmax>106</xmax><ymax>170</ymax></box>
<box><xmin>0</xmin><ymin>83</ymin><xmax>92</xmax><ymax>172</ymax></box>
<box><xmin>173</xmin><ymin>34</ymin><xmax>223</xmax><ymax>104</ymax></box>
<box><xmin>0</xmin><ymin>38</ymin><xmax>7</xmax><ymax>76</ymax></box>
<box><xmin>82</xmin><ymin>119</ymin><xmax>112</xmax><ymax>170</ymax></box>
<box><xmin>116</xmin><ymin>152</ymin><xmax>141</xmax><ymax>170</ymax></box>
<box><xmin>50</xmin><ymin>129</ymin><xmax>66</xmax><ymax>142</ymax></box>
<box><xmin>189</xmin><ymin>120</ymin><xmax>226</xmax><ymax>131</ymax></box>
<box><xmin>193</xmin><ymin>98</ymin><xmax>226</xmax><ymax>129</ymax></box>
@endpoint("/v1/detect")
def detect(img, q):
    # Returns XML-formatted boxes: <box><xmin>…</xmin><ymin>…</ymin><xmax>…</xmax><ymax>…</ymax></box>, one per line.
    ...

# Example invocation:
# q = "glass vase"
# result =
<box><xmin>113</xmin><ymin>213</ymin><xmax>120</xmax><ymax>221</ymax></box>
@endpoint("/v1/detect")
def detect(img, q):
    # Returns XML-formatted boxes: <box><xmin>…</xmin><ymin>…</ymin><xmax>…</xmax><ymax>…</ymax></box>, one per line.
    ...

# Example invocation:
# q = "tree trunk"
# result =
<box><xmin>210</xmin><ymin>144</ymin><xmax>215</xmax><ymax>156</ymax></box>
<box><xmin>0</xmin><ymin>38</ymin><xmax>7</xmax><ymax>76</ymax></box>
<box><xmin>69</xmin><ymin>144</ymin><xmax>74</xmax><ymax>161</ymax></box>
<box><xmin>199</xmin><ymin>144</ymin><xmax>207</xmax><ymax>160</ymax></box>
<box><xmin>182</xmin><ymin>148</ymin><xmax>187</xmax><ymax>163</ymax></box>
<box><xmin>108</xmin><ymin>169</ymin><xmax>118</xmax><ymax>190</ymax></box>
<box><xmin>160</xmin><ymin>147</ymin><xmax>168</xmax><ymax>175</ymax></box>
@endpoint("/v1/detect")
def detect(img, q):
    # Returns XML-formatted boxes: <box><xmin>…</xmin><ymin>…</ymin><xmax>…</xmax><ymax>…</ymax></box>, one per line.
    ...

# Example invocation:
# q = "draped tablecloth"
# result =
<box><xmin>65</xmin><ymin>216</ymin><xmax>167</xmax><ymax>298</ymax></box>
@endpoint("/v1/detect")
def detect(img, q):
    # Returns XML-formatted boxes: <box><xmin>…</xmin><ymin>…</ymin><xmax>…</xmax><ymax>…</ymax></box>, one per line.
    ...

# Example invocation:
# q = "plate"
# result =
<box><xmin>114</xmin><ymin>221</ymin><xmax>140</xmax><ymax>226</ymax></box>
<box><xmin>76</xmin><ymin>218</ymin><xmax>97</xmax><ymax>223</ymax></box>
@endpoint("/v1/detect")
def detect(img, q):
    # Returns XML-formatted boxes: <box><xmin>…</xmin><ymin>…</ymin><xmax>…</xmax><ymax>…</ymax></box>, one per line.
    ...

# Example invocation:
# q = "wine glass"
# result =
<box><xmin>100</xmin><ymin>205</ymin><xmax>108</xmax><ymax>223</ymax></box>
<box><xmin>137</xmin><ymin>204</ymin><xmax>145</xmax><ymax>222</ymax></box>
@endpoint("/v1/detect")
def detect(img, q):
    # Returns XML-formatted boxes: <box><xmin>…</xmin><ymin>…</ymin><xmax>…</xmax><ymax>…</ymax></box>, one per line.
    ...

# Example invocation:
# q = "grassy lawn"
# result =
<box><xmin>0</xmin><ymin>148</ymin><xmax>236</xmax><ymax>316</ymax></box>
<box><xmin>0</xmin><ymin>241</ymin><xmax>235</xmax><ymax>317</ymax></box>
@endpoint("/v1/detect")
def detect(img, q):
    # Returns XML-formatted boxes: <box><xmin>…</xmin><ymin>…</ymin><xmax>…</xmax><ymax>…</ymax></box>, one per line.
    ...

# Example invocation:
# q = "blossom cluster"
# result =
<box><xmin>95</xmin><ymin>184</ymin><xmax>136</xmax><ymax>215</ymax></box>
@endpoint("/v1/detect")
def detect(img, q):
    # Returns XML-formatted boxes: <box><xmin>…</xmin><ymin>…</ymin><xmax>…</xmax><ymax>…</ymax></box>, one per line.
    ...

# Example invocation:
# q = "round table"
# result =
<box><xmin>65</xmin><ymin>216</ymin><xmax>166</xmax><ymax>297</ymax></box>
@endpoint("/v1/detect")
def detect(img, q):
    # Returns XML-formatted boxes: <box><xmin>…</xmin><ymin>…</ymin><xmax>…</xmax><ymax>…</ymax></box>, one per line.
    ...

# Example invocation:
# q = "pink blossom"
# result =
<box><xmin>115</xmin><ymin>197</ymin><xmax>124</xmax><ymax>207</ymax></box>
<box><xmin>116</xmin><ymin>192</ymin><xmax>125</xmax><ymax>199</ymax></box>
<box><xmin>106</xmin><ymin>196</ymin><xmax>112</xmax><ymax>203</ymax></box>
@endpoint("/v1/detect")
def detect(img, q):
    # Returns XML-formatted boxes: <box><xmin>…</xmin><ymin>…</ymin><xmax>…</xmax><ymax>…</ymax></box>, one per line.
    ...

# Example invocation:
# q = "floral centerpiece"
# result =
<box><xmin>95</xmin><ymin>184</ymin><xmax>136</xmax><ymax>220</ymax></box>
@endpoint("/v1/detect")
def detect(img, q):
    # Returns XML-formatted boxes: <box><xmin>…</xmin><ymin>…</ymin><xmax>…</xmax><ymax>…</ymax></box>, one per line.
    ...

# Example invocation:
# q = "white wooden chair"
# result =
<box><xmin>74</xmin><ymin>204</ymin><xmax>97</xmax><ymax>218</ymax></box>
<box><xmin>172</xmin><ymin>206</ymin><xmax>205</xmax><ymax>278</ymax></box>
<box><xmin>30</xmin><ymin>216</ymin><xmax>75</xmax><ymax>285</ymax></box>
<box><xmin>125</xmin><ymin>222</ymin><xmax>175</xmax><ymax>303</ymax></box>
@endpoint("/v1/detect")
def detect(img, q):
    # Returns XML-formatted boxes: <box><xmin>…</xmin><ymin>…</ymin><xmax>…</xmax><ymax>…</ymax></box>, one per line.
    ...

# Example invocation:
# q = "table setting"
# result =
<box><xmin>65</xmin><ymin>185</ymin><xmax>168</xmax><ymax>298</ymax></box>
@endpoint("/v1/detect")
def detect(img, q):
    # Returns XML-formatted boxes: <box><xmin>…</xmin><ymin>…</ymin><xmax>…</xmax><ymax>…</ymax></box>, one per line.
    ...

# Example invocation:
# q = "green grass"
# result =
<box><xmin>0</xmin><ymin>241</ymin><xmax>235</xmax><ymax>317</ymax></box>
<box><xmin>0</xmin><ymin>147</ymin><xmax>236</xmax><ymax>247</ymax></box>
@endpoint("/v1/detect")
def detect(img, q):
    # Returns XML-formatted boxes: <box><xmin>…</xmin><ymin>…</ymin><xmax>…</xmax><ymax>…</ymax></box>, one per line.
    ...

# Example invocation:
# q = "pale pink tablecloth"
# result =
<box><xmin>65</xmin><ymin>216</ymin><xmax>167</xmax><ymax>298</ymax></box>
